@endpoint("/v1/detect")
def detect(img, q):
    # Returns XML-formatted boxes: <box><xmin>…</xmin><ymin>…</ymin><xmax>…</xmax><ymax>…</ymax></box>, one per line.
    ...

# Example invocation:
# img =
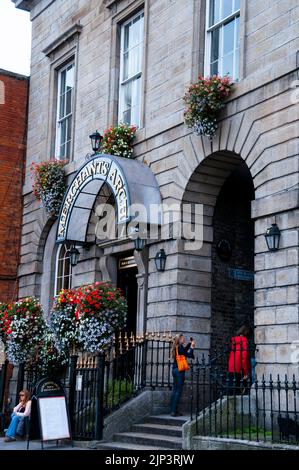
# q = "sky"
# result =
<box><xmin>0</xmin><ymin>0</ymin><xmax>31</xmax><ymax>76</ymax></box>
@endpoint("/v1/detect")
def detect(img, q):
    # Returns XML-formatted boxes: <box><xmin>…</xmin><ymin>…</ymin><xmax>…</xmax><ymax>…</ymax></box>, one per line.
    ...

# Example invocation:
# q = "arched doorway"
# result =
<box><xmin>211</xmin><ymin>162</ymin><xmax>255</xmax><ymax>350</ymax></box>
<box><xmin>181</xmin><ymin>151</ymin><xmax>255</xmax><ymax>357</ymax></box>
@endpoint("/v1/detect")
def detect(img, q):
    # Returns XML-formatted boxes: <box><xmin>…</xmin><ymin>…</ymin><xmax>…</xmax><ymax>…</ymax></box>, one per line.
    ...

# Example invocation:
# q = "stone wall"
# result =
<box><xmin>15</xmin><ymin>0</ymin><xmax>299</xmax><ymax>375</ymax></box>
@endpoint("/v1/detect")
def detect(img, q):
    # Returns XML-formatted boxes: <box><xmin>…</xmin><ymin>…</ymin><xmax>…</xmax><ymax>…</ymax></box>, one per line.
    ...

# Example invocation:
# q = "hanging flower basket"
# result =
<box><xmin>0</xmin><ymin>302</ymin><xmax>13</xmax><ymax>344</ymax></box>
<box><xmin>31</xmin><ymin>159</ymin><xmax>68</xmax><ymax>216</ymax></box>
<box><xmin>101</xmin><ymin>123</ymin><xmax>137</xmax><ymax>158</ymax></box>
<box><xmin>4</xmin><ymin>297</ymin><xmax>46</xmax><ymax>365</ymax></box>
<box><xmin>184</xmin><ymin>75</ymin><xmax>234</xmax><ymax>139</ymax></box>
<box><xmin>50</xmin><ymin>282</ymin><xmax>127</xmax><ymax>354</ymax></box>
<box><xmin>1</xmin><ymin>297</ymin><xmax>67</xmax><ymax>374</ymax></box>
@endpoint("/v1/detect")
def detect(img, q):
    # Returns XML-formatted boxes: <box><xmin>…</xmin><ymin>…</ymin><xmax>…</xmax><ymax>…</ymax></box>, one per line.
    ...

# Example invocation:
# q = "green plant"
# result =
<box><xmin>106</xmin><ymin>379</ymin><xmax>134</xmax><ymax>408</ymax></box>
<box><xmin>184</xmin><ymin>75</ymin><xmax>234</xmax><ymax>139</ymax></box>
<box><xmin>31</xmin><ymin>159</ymin><xmax>67</xmax><ymax>216</ymax></box>
<box><xmin>101</xmin><ymin>123</ymin><xmax>137</xmax><ymax>158</ymax></box>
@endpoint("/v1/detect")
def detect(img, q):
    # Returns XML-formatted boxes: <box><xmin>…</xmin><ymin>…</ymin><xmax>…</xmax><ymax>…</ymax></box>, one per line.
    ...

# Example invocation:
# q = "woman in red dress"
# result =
<box><xmin>228</xmin><ymin>325</ymin><xmax>251</xmax><ymax>391</ymax></box>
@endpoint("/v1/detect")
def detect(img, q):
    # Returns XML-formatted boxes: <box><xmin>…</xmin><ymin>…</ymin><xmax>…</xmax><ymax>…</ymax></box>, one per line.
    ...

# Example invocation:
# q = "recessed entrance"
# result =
<box><xmin>181</xmin><ymin>151</ymin><xmax>255</xmax><ymax>356</ymax></box>
<box><xmin>117</xmin><ymin>255</ymin><xmax>138</xmax><ymax>337</ymax></box>
<box><xmin>211</xmin><ymin>162</ymin><xmax>255</xmax><ymax>349</ymax></box>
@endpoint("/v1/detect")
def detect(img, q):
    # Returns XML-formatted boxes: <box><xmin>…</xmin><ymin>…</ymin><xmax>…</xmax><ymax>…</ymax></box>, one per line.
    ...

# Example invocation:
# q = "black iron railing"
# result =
<box><xmin>69</xmin><ymin>338</ymin><xmax>172</xmax><ymax>440</ymax></box>
<box><xmin>190</xmin><ymin>344</ymin><xmax>299</xmax><ymax>446</ymax></box>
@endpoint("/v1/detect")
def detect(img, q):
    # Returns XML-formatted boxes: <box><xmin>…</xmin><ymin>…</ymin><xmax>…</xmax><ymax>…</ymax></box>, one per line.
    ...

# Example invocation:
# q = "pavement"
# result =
<box><xmin>0</xmin><ymin>437</ymin><xmax>86</xmax><ymax>450</ymax></box>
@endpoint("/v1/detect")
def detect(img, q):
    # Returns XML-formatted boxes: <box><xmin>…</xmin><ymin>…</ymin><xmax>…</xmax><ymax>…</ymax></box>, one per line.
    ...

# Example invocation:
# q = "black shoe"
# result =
<box><xmin>176</xmin><ymin>411</ymin><xmax>183</xmax><ymax>416</ymax></box>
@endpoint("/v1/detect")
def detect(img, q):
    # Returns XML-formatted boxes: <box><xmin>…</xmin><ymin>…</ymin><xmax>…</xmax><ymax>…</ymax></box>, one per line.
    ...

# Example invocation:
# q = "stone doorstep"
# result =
<box><xmin>191</xmin><ymin>435</ymin><xmax>299</xmax><ymax>451</ymax></box>
<box><xmin>81</xmin><ymin>414</ymin><xmax>189</xmax><ymax>451</ymax></box>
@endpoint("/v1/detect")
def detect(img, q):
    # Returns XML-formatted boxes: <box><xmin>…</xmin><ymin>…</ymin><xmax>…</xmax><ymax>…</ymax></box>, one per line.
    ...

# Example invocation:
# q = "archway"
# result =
<box><xmin>181</xmin><ymin>151</ymin><xmax>255</xmax><ymax>356</ymax></box>
<box><xmin>211</xmin><ymin>162</ymin><xmax>255</xmax><ymax>350</ymax></box>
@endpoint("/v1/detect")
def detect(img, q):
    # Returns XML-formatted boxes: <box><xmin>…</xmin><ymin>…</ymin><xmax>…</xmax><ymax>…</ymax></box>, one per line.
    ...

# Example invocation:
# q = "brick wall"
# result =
<box><xmin>0</xmin><ymin>70</ymin><xmax>29</xmax><ymax>303</ymax></box>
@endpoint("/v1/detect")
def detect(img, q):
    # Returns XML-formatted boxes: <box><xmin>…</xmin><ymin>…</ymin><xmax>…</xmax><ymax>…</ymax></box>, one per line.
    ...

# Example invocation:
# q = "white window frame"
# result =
<box><xmin>54</xmin><ymin>243</ymin><xmax>73</xmax><ymax>296</ymax></box>
<box><xmin>204</xmin><ymin>0</ymin><xmax>240</xmax><ymax>81</ymax></box>
<box><xmin>118</xmin><ymin>10</ymin><xmax>144</xmax><ymax>128</ymax></box>
<box><xmin>55</xmin><ymin>61</ymin><xmax>75</xmax><ymax>160</ymax></box>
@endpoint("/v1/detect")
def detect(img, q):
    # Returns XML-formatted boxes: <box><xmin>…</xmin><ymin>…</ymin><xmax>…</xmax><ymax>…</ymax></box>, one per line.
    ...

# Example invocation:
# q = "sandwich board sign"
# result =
<box><xmin>27</xmin><ymin>377</ymin><xmax>72</xmax><ymax>449</ymax></box>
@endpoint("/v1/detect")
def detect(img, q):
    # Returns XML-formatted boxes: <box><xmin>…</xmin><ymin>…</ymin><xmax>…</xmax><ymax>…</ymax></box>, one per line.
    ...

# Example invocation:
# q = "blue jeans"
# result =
<box><xmin>5</xmin><ymin>413</ymin><xmax>22</xmax><ymax>439</ymax></box>
<box><xmin>170</xmin><ymin>368</ymin><xmax>185</xmax><ymax>414</ymax></box>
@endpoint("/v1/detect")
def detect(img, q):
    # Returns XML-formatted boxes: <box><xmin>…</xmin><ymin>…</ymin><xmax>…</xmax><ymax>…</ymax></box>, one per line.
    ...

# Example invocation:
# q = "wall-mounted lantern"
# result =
<box><xmin>129</xmin><ymin>226</ymin><xmax>146</xmax><ymax>251</ymax></box>
<box><xmin>69</xmin><ymin>245</ymin><xmax>80</xmax><ymax>267</ymax></box>
<box><xmin>89</xmin><ymin>130</ymin><xmax>103</xmax><ymax>154</ymax></box>
<box><xmin>265</xmin><ymin>223</ymin><xmax>281</xmax><ymax>252</ymax></box>
<box><xmin>155</xmin><ymin>249</ymin><xmax>167</xmax><ymax>272</ymax></box>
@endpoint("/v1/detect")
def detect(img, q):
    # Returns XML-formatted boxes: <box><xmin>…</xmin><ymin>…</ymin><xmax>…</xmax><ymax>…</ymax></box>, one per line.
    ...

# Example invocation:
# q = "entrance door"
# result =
<box><xmin>117</xmin><ymin>256</ymin><xmax>138</xmax><ymax>337</ymax></box>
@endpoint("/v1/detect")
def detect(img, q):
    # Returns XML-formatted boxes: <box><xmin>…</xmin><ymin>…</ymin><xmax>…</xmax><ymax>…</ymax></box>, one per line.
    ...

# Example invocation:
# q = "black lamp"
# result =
<box><xmin>128</xmin><ymin>226</ymin><xmax>146</xmax><ymax>251</ymax></box>
<box><xmin>155</xmin><ymin>249</ymin><xmax>167</xmax><ymax>272</ymax></box>
<box><xmin>89</xmin><ymin>130</ymin><xmax>103</xmax><ymax>154</ymax></box>
<box><xmin>69</xmin><ymin>245</ymin><xmax>80</xmax><ymax>267</ymax></box>
<box><xmin>134</xmin><ymin>237</ymin><xmax>146</xmax><ymax>251</ymax></box>
<box><xmin>265</xmin><ymin>223</ymin><xmax>281</xmax><ymax>252</ymax></box>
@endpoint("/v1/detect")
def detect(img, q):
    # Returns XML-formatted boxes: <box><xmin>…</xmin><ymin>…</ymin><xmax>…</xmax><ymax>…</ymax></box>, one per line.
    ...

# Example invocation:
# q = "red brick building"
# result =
<box><xmin>0</xmin><ymin>69</ymin><xmax>29</xmax><ymax>304</ymax></box>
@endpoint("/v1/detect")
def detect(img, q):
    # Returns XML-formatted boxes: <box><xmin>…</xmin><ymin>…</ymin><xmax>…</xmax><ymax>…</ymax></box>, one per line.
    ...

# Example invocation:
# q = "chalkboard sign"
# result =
<box><xmin>27</xmin><ymin>377</ymin><xmax>72</xmax><ymax>449</ymax></box>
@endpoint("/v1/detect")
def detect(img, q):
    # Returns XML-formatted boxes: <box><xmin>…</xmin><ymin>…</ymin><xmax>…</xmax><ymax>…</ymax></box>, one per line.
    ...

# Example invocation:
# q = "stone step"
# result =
<box><xmin>113</xmin><ymin>432</ymin><xmax>182</xmax><ymax>449</ymax></box>
<box><xmin>146</xmin><ymin>414</ymin><xmax>189</xmax><ymax>427</ymax></box>
<box><xmin>132</xmin><ymin>423</ymin><xmax>182</xmax><ymax>437</ymax></box>
<box><xmin>94</xmin><ymin>441</ymin><xmax>172</xmax><ymax>450</ymax></box>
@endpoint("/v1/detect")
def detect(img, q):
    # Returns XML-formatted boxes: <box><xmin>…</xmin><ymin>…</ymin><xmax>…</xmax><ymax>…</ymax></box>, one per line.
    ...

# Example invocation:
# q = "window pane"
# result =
<box><xmin>60</xmin><ymin>119</ymin><xmax>66</xmax><ymax>146</ymax></box>
<box><xmin>59</xmin><ymin>92</ymin><xmax>65</xmax><ymax>120</ymax></box>
<box><xmin>123</xmin><ymin>108</ymin><xmax>131</xmax><ymax>125</ymax></box>
<box><xmin>211</xmin><ymin>28</ymin><xmax>220</xmax><ymax>62</ymax></box>
<box><xmin>64</xmin><ymin>258</ymin><xmax>70</xmax><ymax>277</ymax></box>
<box><xmin>234</xmin><ymin>0</ymin><xmax>240</xmax><ymax>11</ymax></box>
<box><xmin>223</xmin><ymin>52</ymin><xmax>234</xmax><ymax>76</ymax></box>
<box><xmin>210</xmin><ymin>0</ymin><xmax>221</xmax><ymax>26</ymax></box>
<box><xmin>59</xmin><ymin>143</ymin><xmax>66</xmax><ymax>159</ymax></box>
<box><xmin>124</xmin><ymin>81</ymin><xmax>132</xmax><ymax>110</ymax></box>
<box><xmin>67</xmin><ymin>116</ymin><xmax>72</xmax><ymax>141</ymax></box>
<box><xmin>235</xmin><ymin>15</ymin><xmax>240</xmax><ymax>48</ymax></box>
<box><xmin>211</xmin><ymin>60</ymin><xmax>219</xmax><ymax>76</ymax></box>
<box><xmin>123</xmin><ymin>46</ymin><xmax>141</xmax><ymax>81</ymax></box>
<box><xmin>66</xmin><ymin>89</ymin><xmax>72</xmax><ymax>116</ymax></box>
<box><xmin>129</xmin><ymin>18</ymin><xmax>140</xmax><ymax>48</ymax></box>
<box><xmin>60</xmin><ymin>69</ymin><xmax>66</xmax><ymax>95</ymax></box>
<box><xmin>222</xmin><ymin>0</ymin><xmax>233</xmax><ymax>19</ymax></box>
<box><xmin>223</xmin><ymin>20</ymin><xmax>234</xmax><ymax>55</ymax></box>
<box><xmin>131</xmin><ymin>76</ymin><xmax>141</xmax><ymax>127</ymax></box>
<box><xmin>66</xmin><ymin>65</ymin><xmax>74</xmax><ymax>90</ymax></box>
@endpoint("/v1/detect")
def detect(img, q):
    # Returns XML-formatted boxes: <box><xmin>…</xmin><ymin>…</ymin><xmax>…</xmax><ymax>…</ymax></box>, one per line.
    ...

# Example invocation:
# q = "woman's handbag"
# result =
<box><xmin>176</xmin><ymin>347</ymin><xmax>189</xmax><ymax>372</ymax></box>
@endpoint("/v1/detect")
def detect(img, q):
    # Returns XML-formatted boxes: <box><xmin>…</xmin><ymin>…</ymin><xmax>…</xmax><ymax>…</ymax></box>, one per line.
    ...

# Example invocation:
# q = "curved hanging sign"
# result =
<box><xmin>56</xmin><ymin>153</ymin><xmax>161</xmax><ymax>244</ymax></box>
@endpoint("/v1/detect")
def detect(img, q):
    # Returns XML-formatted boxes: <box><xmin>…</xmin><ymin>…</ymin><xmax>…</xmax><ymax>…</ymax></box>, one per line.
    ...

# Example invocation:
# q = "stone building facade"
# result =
<box><xmin>14</xmin><ymin>0</ymin><xmax>299</xmax><ymax>378</ymax></box>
